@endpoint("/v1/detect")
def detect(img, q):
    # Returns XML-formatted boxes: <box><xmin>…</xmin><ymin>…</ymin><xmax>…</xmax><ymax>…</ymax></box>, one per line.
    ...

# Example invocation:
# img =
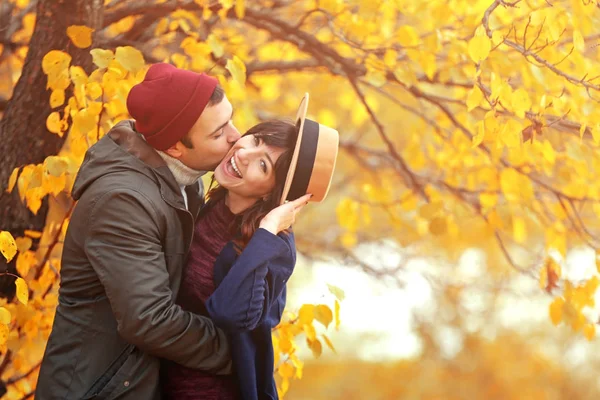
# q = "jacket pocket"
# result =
<box><xmin>82</xmin><ymin>344</ymin><xmax>136</xmax><ymax>400</ymax></box>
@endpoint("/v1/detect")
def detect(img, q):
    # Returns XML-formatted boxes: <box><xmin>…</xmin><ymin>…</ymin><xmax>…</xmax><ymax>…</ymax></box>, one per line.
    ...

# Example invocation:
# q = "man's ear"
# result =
<box><xmin>164</xmin><ymin>141</ymin><xmax>184</xmax><ymax>158</ymax></box>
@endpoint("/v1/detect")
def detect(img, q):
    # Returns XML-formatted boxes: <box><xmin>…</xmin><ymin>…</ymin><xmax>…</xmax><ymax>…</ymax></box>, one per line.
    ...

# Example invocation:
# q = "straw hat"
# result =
<box><xmin>280</xmin><ymin>93</ymin><xmax>339</xmax><ymax>205</ymax></box>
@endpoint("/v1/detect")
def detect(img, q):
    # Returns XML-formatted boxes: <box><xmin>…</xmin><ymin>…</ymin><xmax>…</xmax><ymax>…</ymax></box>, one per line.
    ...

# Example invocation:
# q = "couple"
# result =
<box><xmin>34</xmin><ymin>63</ymin><xmax>339</xmax><ymax>399</ymax></box>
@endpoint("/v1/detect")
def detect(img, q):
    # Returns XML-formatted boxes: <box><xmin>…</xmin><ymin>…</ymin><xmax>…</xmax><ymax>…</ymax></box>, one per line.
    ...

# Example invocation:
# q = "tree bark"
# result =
<box><xmin>0</xmin><ymin>0</ymin><xmax>104</xmax><ymax>294</ymax></box>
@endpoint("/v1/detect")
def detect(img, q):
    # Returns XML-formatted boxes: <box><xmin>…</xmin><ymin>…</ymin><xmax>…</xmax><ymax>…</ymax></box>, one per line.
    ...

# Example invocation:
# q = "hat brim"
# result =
<box><xmin>280</xmin><ymin>93</ymin><xmax>309</xmax><ymax>205</ymax></box>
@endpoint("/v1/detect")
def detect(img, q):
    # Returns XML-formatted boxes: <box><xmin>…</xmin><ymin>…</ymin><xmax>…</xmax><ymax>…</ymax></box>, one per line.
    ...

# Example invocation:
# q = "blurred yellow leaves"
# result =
<box><xmin>66</xmin><ymin>25</ymin><xmax>94</xmax><ymax>49</ymax></box>
<box><xmin>274</xmin><ymin>293</ymin><xmax>341</xmax><ymax>398</ymax></box>
<box><xmin>548</xmin><ymin>276</ymin><xmax>598</xmax><ymax>341</ymax></box>
<box><xmin>225</xmin><ymin>55</ymin><xmax>246</xmax><ymax>85</ymax></box>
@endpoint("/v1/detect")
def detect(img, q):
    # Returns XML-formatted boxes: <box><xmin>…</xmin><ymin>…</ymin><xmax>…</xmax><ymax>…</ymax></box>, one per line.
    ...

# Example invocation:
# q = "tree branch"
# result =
<box><xmin>482</xmin><ymin>0</ymin><xmax>600</xmax><ymax>92</ymax></box>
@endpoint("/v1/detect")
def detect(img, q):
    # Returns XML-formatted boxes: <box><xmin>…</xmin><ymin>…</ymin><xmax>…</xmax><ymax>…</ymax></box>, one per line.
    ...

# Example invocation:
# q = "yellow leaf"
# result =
<box><xmin>0</xmin><ymin>231</ymin><xmax>17</xmax><ymax>262</ymax></box>
<box><xmin>15</xmin><ymin>277</ymin><xmax>29</xmax><ymax>305</ymax></box>
<box><xmin>280</xmin><ymin>377</ymin><xmax>290</xmax><ymax>397</ymax></box>
<box><xmin>584</xmin><ymin>324</ymin><xmax>596</xmax><ymax>341</ymax></box>
<box><xmin>539</xmin><ymin>265</ymin><xmax>547</xmax><ymax>289</ymax></box>
<box><xmin>308</xmin><ymin>338</ymin><xmax>322</xmax><ymax>358</ymax></box>
<box><xmin>86</xmin><ymin>82</ymin><xmax>103</xmax><ymax>100</ymax></box>
<box><xmin>66</xmin><ymin>25</ymin><xmax>94</xmax><ymax>49</ymax></box>
<box><xmin>512</xmin><ymin>216</ymin><xmax>526</xmax><ymax>243</ymax></box>
<box><xmin>44</xmin><ymin>156</ymin><xmax>69</xmax><ymax>177</ymax></box>
<box><xmin>573</xmin><ymin>30</ymin><xmax>585</xmax><ymax>52</ymax></box>
<box><xmin>491</xmin><ymin>30</ymin><xmax>504</xmax><ymax>46</ymax></box>
<box><xmin>467</xmin><ymin>86</ymin><xmax>484</xmax><ymax>111</ymax></box>
<box><xmin>384</xmin><ymin>49</ymin><xmax>397</xmax><ymax>68</ymax></box>
<box><xmin>429</xmin><ymin>216</ymin><xmax>447</xmax><ymax>236</ymax></box>
<box><xmin>0</xmin><ymin>308</ymin><xmax>11</xmax><ymax>325</ymax></box>
<box><xmin>549</xmin><ymin>297</ymin><xmax>564</xmax><ymax>326</ymax></box>
<box><xmin>365</xmin><ymin>70</ymin><xmax>386</xmax><ymax>87</ymax></box>
<box><xmin>479</xmin><ymin>192</ymin><xmax>497</xmax><ymax>211</ymax></box>
<box><xmin>50</xmin><ymin>89</ymin><xmax>65</xmax><ymax>108</ymax></box>
<box><xmin>571</xmin><ymin>311</ymin><xmax>586</xmax><ymax>332</ymax></box>
<box><xmin>592</xmin><ymin>124</ymin><xmax>600</xmax><ymax>144</ymax></box>
<box><xmin>511</xmin><ymin>88</ymin><xmax>532</xmax><ymax>119</ymax></box>
<box><xmin>468</xmin><ymin>35</ymin><xmax>491</xmax><ymax>63</ymax></box>
<box><xmin>90</xmin><ymin>48</ymin><xmax>114</xmax><ymax>69</ymax></box>
<box><xmin>24</xmin><ymin>230</ymin><xmax>42</xmax><ymax>239</ymax></box>
<box><xmin>314</xmin><ymin>304</ymin><xmax>333</xmax><ymax>329</ymax></box>
<box><xmin>322</xmin><ymin>334</ymin><xmax>337</xmax><ymax>354</ymax></box>
<box><xmin>500</xmin><ymin>119</ymin><xmax>522</xmax><ymax>148</ymax></box>
<box><xmin>16</xmin><ymin>250</ymin><xmax>36</xmax><ymax>277</ymax></box>
<box><xmin>225</xmin><ymin>55</ymin><xmax>246</xmax><ymax>85</ymax></box>
<box><xmin>207</xmin><ymin>34</ymin><xmax>224</xmax><ymax>58</ymax></box>
<box><xmin>7</xmin><ymin>168</ymin><xmax>19</xmax><ymax>193</ymax></box>
<box><xmin>70</xmin><ymin>66</ymin><xmax>88</xmax><ymax>86</ymax></box>
<box><xmin>0</xmin><ymin>325</ymin><xmax>8</xmax><ymax>346</ymax></box>
<box><xmin>278</xmin><ymin>362</ymin><xmax>294</xmax><ymax>379</ymax></box>
<box><xmin>235</xmin><ymin>0</ymin><xmax>245</xmax><ymax>18</ymax></box>
<box><xmin>397</xmin><ymin>25</ymin><xmax>419</xmax><ymax>47</ymax></box>
<box><xmin>303</xmin><ymin>323</ymin><xmax>317</xmax><ymax>341</ymax></box>
<box><xmin>279</xmin><ymin>335</ymin><xmax>293</xmax><ymax>354</ymax></box>
<box><xmin>46</xmin><ymin>111</ymin><xmax>65</xmax><ymax>136</ymax></box>
<box><xmin>327</xmin><ymin>284</ymin><xmax>345</xmax><ymax>301</ymax></box>
<box><xmin>14</xmin><ymin>237</ymin><xmax>32</xmax><ymax>253</ymax></box>
<box><xmin>340</xmin><ymin>232</ymin><xmax>357</xmax><ymax>248</ymax></box>
<box><xmin>115</xmin><ymin>46</ymin><xmax>145</xmax><ymax>73</ymax></box>
<box><xmin>298</xmin><ymin>304</ymin><xmax>315</xmax><ymax>325</ymax></box>
<box><xmin>335</xmin><ymin>300</ymin><xmax>340</xmax><ymax>330</ymax></box>
<box><xmin>472</xmin><ymin>121</ymin><xmax>485</xmax><ymax>148</ymax></box>
<box><xmin>42</xmin><ymin>50</ymin><xmax>72</xmax><ymax>76</ymax></box>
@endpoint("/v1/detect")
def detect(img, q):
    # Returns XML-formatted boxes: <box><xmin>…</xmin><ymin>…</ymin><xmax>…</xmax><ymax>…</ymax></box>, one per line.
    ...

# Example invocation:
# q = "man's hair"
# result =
<box><xmin>181</xmin><ymin>85</ymin><xmax>225</xmax><ymax>148</ymax></box>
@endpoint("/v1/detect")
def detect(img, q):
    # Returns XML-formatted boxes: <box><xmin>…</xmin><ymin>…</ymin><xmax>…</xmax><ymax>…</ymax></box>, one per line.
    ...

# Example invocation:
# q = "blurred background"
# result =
<box><xmin>2</xmin><ymin>0</ymin><xmax>600</xmax><ymax>398</ymax></box>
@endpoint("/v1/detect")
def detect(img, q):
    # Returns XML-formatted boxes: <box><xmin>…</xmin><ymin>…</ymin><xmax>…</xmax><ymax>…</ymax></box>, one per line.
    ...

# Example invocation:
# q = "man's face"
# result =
<box><xmin>167</xmin><ymin>95</ymin><xmax>241</xmax><ymax>171</ymax></box>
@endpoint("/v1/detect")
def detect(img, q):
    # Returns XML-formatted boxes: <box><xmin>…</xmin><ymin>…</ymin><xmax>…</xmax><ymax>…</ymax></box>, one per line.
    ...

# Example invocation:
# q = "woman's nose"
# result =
<box><xmin>237</xmin><ymin>148</ymin><xmax>250</xmax><ymax>165</ymax></box>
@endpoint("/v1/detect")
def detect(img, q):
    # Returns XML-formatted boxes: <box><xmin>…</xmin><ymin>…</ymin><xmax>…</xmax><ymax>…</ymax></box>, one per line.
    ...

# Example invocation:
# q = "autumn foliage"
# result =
<box><xmin>2</xmin><ymin>0</ymin><xmax>600</xmax><ymax>398</ymax></box>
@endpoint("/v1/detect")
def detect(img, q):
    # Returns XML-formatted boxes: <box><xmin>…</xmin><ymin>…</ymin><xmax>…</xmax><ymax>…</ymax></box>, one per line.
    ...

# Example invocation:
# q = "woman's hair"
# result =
<box><xmin>205</xmin><ymin>119</ymin><xmax>298</xmax><ymax>251</ymax></box>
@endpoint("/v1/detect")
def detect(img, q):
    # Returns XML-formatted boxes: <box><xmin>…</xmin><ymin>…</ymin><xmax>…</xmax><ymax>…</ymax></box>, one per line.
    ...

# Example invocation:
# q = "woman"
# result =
<box><xmin>162</xmin><ymin>94</ymin><xmax>339</xmax><ymax>400</ymax></box>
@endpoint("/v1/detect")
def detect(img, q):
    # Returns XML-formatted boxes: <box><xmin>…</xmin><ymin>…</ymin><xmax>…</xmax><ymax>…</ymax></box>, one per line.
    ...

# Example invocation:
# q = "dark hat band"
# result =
<box><xmin>287</xmin><ymin>119</ymin><xmax>319</xmax><ymax>201</ymax></box>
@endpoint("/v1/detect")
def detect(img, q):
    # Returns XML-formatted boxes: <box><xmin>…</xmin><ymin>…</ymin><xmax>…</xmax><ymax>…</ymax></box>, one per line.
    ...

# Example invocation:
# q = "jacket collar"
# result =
<box><xmin>107</xmin><ymin>120</ymin><xmax>196</xmax><ymax>211</ymax></box>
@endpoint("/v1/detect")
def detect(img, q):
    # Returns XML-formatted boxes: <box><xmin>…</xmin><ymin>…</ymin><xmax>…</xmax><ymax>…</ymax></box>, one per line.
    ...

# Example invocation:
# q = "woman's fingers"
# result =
<box><xmin>292</xmin><ymin>194</ymin><xmax>312</xmax><ymax>210</ymax></box>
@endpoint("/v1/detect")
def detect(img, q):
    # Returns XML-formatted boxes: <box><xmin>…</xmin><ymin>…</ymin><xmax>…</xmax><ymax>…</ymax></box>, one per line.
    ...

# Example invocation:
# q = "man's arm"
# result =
<box><xmin>84</xmin><ymin>188</ymin><xmax>231</xmax><ymax>374</ymax></box>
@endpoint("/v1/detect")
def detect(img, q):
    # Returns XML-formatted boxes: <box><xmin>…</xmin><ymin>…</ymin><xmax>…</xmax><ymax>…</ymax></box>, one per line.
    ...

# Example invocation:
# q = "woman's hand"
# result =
<box><xmin>259</xmin><ymin>194</ymin><xmax>312</xmax><ymax>235</ymax></box>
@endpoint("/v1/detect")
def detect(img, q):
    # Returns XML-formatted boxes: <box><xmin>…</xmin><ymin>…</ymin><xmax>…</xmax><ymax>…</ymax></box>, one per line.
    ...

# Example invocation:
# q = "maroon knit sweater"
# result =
<box><xmin>162</xmin><ymin>199</ymin><xmax>240</xmax><ymax>399</ymax></box>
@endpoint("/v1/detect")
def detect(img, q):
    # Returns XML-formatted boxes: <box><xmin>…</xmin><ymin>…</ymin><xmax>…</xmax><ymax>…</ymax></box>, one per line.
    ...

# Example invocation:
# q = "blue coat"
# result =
<box><xmin>205</xmin><ymin>228</ymin><xmax>296</xmax><ymax>400</ymax></box>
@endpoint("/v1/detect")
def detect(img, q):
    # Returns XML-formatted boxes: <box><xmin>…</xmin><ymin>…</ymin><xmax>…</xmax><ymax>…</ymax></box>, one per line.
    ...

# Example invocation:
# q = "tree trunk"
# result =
<box><xmin>0</xmin><ymin>0</ymin><xmax>104</xmax><ymax>294</ymax></box>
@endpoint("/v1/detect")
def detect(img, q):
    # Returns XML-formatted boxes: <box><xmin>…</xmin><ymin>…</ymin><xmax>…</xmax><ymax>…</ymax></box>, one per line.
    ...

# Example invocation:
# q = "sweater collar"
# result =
<box><xmin>157</xmin><ymin>151</ymin><xmax>206</xmax><ymax>187</ymax></box>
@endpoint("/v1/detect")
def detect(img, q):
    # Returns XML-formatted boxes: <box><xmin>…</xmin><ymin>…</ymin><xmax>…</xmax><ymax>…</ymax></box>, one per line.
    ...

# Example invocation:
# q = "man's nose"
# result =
<box><xmin>228</xmin><ymin>124</ymin><xmax>241</xmax><ymax>143</ymax></box>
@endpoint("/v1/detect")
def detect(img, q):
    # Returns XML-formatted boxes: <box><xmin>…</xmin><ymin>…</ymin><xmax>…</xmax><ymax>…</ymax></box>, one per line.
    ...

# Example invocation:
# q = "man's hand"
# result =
<box><xmin>259</xmin><ymin>194</ymin><xmax>312</xmax><ymax>234</ymax></box>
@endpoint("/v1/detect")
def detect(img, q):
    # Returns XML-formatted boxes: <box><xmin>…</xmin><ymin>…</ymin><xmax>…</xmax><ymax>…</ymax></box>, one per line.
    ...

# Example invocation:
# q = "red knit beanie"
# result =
<box><xmin>126</xmin><ymin>63</ymin><xmax>218</xmax><ymax>151</ymax></box>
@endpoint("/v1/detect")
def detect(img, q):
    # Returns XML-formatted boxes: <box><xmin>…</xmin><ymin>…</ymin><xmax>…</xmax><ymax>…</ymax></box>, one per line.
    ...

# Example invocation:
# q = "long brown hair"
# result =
<box><xmin>204</xmin><ymin>119</ymin><xmax>298</xmax><ymax>251</ymax></box>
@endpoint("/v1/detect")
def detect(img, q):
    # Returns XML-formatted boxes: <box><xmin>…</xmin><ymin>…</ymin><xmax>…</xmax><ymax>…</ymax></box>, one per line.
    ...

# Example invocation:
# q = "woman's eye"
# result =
<box><xmin>214</xmin><ymin>128</ymin><xmax>224</xmax><ymax>139</ymax></box>
<box><xmin>261</xmin><ymin>160</ymin><xmax>267</xmax><ymax>173</ymax></box>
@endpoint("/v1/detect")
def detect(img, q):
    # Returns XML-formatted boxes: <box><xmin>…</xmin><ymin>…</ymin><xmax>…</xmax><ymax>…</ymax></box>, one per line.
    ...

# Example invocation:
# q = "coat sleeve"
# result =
<box><xmin>84</xmin><ymin>188</ymin><xmax>232</xmax><ymax>374</ymax></box>
<box><xmin>205</xmin><ymin>228</ymin><xmax>296</xmax><ymax>332</ymax></box>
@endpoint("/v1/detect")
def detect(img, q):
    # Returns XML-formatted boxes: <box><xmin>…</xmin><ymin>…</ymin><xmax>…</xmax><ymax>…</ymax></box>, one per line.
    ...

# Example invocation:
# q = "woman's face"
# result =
<box><xmin>214</xmin><ymin>134</ymin><xmax>285</xmax><ymax>201</ymax></box>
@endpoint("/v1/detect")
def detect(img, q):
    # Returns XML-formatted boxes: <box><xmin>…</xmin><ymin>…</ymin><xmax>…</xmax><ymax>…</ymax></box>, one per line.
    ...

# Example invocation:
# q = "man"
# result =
<box><xmin>36</xmin><ymin>63</ymin><xmax>241</xmax><ymax>399</ymax></box>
